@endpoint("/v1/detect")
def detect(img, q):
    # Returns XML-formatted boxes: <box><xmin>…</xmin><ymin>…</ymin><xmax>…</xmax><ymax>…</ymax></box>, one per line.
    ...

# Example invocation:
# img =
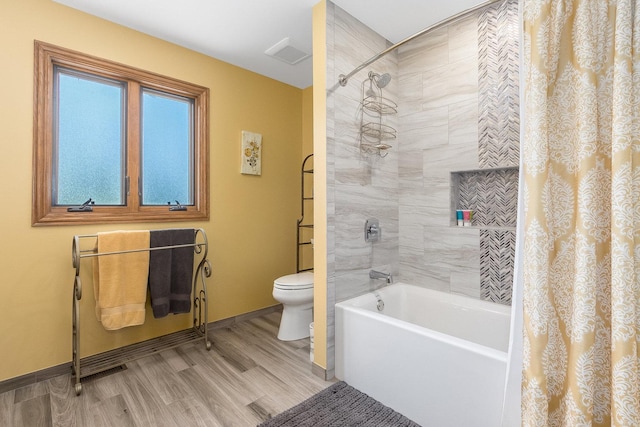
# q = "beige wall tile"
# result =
<box><xmin>399</xmin><ymin>107</ymin><xmax>449</xmax><ymax>150</ymax></box>
<box><xmin>422</xmin><ymin>57</ymin><xmax>478</xmax><ymax>109</ymax></box>
<box><xmin>448</xmin><ymin>13</ymin><xmax>479</xmax><ymax>63</ymax></box>
<box><xmin>449</xmin><ymin>99</ymin><xmax>479</xmax><ymax>146</ymax></box>
<box><xmin>398</xmin><ymin>26</ymin><xmax>449</xmax><ymax>75</ymax></box>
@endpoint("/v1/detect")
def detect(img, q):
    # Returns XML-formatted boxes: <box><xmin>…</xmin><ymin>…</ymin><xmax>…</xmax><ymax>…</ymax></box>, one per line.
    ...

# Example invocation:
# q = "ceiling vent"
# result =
<box><xmin>265</xmin><ymin>37</ymin><xmax>311</xmax><ymax>65</ymax></box>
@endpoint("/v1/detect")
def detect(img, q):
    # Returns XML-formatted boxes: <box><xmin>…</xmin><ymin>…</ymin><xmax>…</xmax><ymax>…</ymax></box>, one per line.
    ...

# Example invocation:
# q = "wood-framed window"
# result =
<box><xmin>33</xmin><ymin>41</ymin><xmax>209</xmax><ymax>226</ymax></box>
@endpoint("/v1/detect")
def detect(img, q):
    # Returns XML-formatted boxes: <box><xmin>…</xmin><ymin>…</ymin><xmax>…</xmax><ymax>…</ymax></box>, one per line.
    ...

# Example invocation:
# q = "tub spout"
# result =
<box><xmin>369</xmin><ymin>270</ymin><xmax>393</xmax><ymax>284</ymax></box>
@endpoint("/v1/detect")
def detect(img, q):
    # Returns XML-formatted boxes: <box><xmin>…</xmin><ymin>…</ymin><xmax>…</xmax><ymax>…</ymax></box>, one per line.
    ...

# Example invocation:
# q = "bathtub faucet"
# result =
<box><xmin>369</xmin><ymin>270</ymin><xmax>393</xmax><ymax>284</ymax></box>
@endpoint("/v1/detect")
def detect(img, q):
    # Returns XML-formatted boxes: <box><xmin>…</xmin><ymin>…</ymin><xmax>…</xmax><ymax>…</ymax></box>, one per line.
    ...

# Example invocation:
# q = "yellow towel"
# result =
<box><xmin>93</xmin><ymin>230</ymin><xmax>150</xmax><ymax>330</ymax></box>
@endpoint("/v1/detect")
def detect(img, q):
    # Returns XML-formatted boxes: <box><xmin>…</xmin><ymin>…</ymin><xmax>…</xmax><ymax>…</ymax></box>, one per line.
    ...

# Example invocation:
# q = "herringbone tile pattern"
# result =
<box><xmin>474</xmin><ymin>0</ymin><xmax>519</xmax><ymax>305</ymax></box>
<box><xmin>478</xmin><ymin>0</ymin><xmax>520</xmax><ymax>169</ymax></box>
<box><xmin>480</xmin><ymin>229</ymin><xmax>516</xmax><ymax>305</ymax></box>
<box><xmin>456</xmin><ymin>168</ymin><xmax>518</xmax><ymax>228</ymax></box>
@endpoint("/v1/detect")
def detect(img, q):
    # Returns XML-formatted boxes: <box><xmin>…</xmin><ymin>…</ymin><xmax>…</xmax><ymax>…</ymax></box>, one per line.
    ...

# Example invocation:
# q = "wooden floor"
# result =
<box><xmin>0</xmin><ymin>312</ymin><xmax>334</xmax><ymax>426</ymax></box>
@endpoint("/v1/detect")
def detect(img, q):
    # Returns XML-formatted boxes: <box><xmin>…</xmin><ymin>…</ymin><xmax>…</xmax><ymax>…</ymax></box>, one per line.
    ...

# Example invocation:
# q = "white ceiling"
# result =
<box><xmin>53</xmin><ymin>0</ymin><xmax>486</xmax><ymax>89</ymax></box>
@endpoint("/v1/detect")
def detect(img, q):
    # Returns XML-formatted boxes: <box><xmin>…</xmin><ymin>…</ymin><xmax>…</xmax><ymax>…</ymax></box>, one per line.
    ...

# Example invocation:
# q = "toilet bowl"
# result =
<box><xmin>272</xmin><ymin>271</ymin><xmax>314</xmax><ymax>341</ymax></box>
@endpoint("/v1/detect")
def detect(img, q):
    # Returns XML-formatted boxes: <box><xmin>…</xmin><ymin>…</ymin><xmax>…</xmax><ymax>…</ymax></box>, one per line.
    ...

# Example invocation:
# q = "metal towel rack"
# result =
<box><xmin>70</xmin><ymin>228</ymin><xmax>212</xmax><ymax>395</ymax></box>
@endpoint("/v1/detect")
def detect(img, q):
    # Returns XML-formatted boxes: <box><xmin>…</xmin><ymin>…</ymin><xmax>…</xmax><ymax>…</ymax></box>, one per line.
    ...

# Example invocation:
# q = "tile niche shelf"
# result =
<box><xmin>450</xmin><ymin>166</ymin><xmax>518</xmax><ymax>230</ymax></box>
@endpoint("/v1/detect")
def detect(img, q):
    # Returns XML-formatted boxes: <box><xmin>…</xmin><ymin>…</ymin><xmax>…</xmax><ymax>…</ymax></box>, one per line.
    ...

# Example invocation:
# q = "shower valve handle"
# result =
<box><xmin>365</xmin><ymin>218</ymin><xmax>381</xmax><ymax>242</ymax></box>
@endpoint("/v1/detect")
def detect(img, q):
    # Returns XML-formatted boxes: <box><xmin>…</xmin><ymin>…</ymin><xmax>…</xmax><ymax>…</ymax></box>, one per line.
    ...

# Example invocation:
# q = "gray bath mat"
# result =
<box><xmin>258</xmin><ymin>381</ymin><xmax>421</xmax><ymax>427</ymax></box>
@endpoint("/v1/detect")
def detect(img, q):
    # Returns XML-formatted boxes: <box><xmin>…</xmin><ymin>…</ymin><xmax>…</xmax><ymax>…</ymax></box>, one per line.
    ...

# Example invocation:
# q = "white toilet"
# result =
<box><xmin>272</xmin><ymin>271</ymin><xmax>314</xmax><ymax>341</ymax></box>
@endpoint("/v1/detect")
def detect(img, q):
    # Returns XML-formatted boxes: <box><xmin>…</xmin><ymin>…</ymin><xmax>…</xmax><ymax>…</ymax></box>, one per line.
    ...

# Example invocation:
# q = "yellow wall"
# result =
<box><xmin>299</xmin><ymin>87</ymin><xmax>315</xmax><ymax>271</ymax></box>
<box><xmin>0</xmin><ymin>0</ymin><xmax>306</xmax><ymax>381</ymax></box>
<box><xmin>302</xmin><ymin>87</ymin><xmax>314</xmax><ymax>157</ymax></box>
<box><xmin>312</xmin><ymin>0</ymin><xmax>328</xmax><ymax>370</ymax></box>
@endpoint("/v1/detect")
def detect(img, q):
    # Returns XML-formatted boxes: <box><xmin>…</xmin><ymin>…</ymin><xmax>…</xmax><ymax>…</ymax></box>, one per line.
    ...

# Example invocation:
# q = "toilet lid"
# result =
<box><xmin>274</xmin><ymin>271</ymin><xmax>314</xmax><ymax>290</ymax></box>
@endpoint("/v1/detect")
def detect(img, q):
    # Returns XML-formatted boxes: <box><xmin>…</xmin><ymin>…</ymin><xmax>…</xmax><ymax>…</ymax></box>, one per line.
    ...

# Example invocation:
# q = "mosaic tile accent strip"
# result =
<box><xmin>478</xmin><ymin>0</ymin><xmax>520</xmax><ymax>168</ymax></box>
<box><xmin>480</xmin><ymin>229</ymin><xmax>515</xmax><ymax>305</ymax></box>
<box><xmin>455</xmin><ymin>168</ymin><xmax>518</xmax><ymax>228</ymax></box>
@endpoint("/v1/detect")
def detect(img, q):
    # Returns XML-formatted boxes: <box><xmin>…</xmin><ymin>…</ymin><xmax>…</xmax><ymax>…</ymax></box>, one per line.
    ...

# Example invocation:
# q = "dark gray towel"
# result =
<box><xmin>148</xmin><ymin>229</ymin><xmax>195</xmax><ymax>318</ymax></box>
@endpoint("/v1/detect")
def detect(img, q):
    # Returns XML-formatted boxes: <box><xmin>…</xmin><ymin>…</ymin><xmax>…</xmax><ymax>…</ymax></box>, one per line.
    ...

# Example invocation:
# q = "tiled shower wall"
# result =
<box><xmin>397</xmin><ymin>0</ymin><xmax>518</xmax><ymax>304</ymax></box>
<box><xmin>324</xmin><ymin>2</ymin><xmax>400</xmax><ymax>377</ymax></box>
<box><xmin>324</xmin><ymin>0</ymin><xmax>518</xmax><ymax>374</ymax></box>
<box><xmin>327</xmin><ymin>3</ymin><xmax>399</xmax><ymax>303</ymax></box>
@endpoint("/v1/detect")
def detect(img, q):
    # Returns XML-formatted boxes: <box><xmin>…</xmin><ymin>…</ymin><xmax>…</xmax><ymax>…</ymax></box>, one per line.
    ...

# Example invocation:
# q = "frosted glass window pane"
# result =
<box><xmin>55</xmin><ymin>70</ymin><xmax>125</xmax><ymax>205</ymax></box>
<box><xmin>141</xmin><ymin>89</ymin><xmax>193</xmax><ymax>205</ymax></box>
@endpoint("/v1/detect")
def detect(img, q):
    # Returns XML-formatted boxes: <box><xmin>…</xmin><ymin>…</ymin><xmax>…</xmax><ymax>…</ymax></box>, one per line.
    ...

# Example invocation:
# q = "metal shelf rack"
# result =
<box><xmin>297</xmin><ymin>154</ymin><xmax>314</xmax><ymax>273</ymax></box>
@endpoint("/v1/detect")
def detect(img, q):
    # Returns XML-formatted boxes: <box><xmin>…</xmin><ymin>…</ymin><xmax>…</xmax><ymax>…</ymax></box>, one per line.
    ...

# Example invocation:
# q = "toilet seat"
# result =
<box><xmin>273</xmin><ymin>272</ymin><xmax>314</xmax><ymax>290</ymax></box>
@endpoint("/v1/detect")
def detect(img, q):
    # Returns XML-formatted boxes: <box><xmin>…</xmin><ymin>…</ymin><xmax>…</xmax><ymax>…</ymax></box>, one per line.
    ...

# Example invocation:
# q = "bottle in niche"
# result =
<box><xmin>462</xmin><ymin>210</ymin><xmax>473</xmax><ymax>226</ymax></box>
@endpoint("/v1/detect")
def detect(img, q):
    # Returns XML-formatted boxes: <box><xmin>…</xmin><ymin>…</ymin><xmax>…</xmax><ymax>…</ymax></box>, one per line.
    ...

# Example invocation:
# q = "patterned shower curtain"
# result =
<box><xmin>521</xmin><ymin>0</ymin><xmax>640</xmax><ymax>425</ymax></box>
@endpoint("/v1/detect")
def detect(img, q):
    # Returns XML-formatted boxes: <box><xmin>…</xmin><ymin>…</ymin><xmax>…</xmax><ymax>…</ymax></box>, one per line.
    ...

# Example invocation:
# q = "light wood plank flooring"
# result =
<box><xmin>0</xmin><ymin>312</ymin><xmax>333</xmax><ymax>426</ymax></box>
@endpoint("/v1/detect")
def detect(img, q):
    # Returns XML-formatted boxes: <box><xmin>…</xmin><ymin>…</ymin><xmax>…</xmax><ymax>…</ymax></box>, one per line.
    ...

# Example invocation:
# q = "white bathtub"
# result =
<box><xmin>335</xmin><ymin>283</ymin><xmax>511</xmax><ymax>427</ymax></box>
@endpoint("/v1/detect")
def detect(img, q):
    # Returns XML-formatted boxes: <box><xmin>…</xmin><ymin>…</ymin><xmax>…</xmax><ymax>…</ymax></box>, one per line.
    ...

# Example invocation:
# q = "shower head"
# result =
<box><xmin>368</xmin><ymin>71</ymin><xmax>391</xmax><ymax>89</ymax></box>
<box><xmin>376</xmin><ymin>73</ymin><xmax>391</xmax><ymax>88</ymax></box>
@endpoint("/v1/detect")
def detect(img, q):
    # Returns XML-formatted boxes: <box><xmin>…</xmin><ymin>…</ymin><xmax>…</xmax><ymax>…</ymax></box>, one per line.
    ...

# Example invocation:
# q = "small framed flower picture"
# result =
<box><xmin>241</xmin><ymin>131</ymin><xmax>262</xmax><ymax>175</ymax></box>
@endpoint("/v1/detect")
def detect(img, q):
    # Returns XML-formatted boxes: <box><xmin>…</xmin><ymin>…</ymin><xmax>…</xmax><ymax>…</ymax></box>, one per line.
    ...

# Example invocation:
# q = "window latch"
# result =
<box><xmin>168</xmin><ymin>200</ymin><xmax>187</xmax><ymax>211</ymax></box>
<box><xmin>67</xmin><ymin>198</ymin><xmax>95</xmax><ymax>212</ymax></box>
